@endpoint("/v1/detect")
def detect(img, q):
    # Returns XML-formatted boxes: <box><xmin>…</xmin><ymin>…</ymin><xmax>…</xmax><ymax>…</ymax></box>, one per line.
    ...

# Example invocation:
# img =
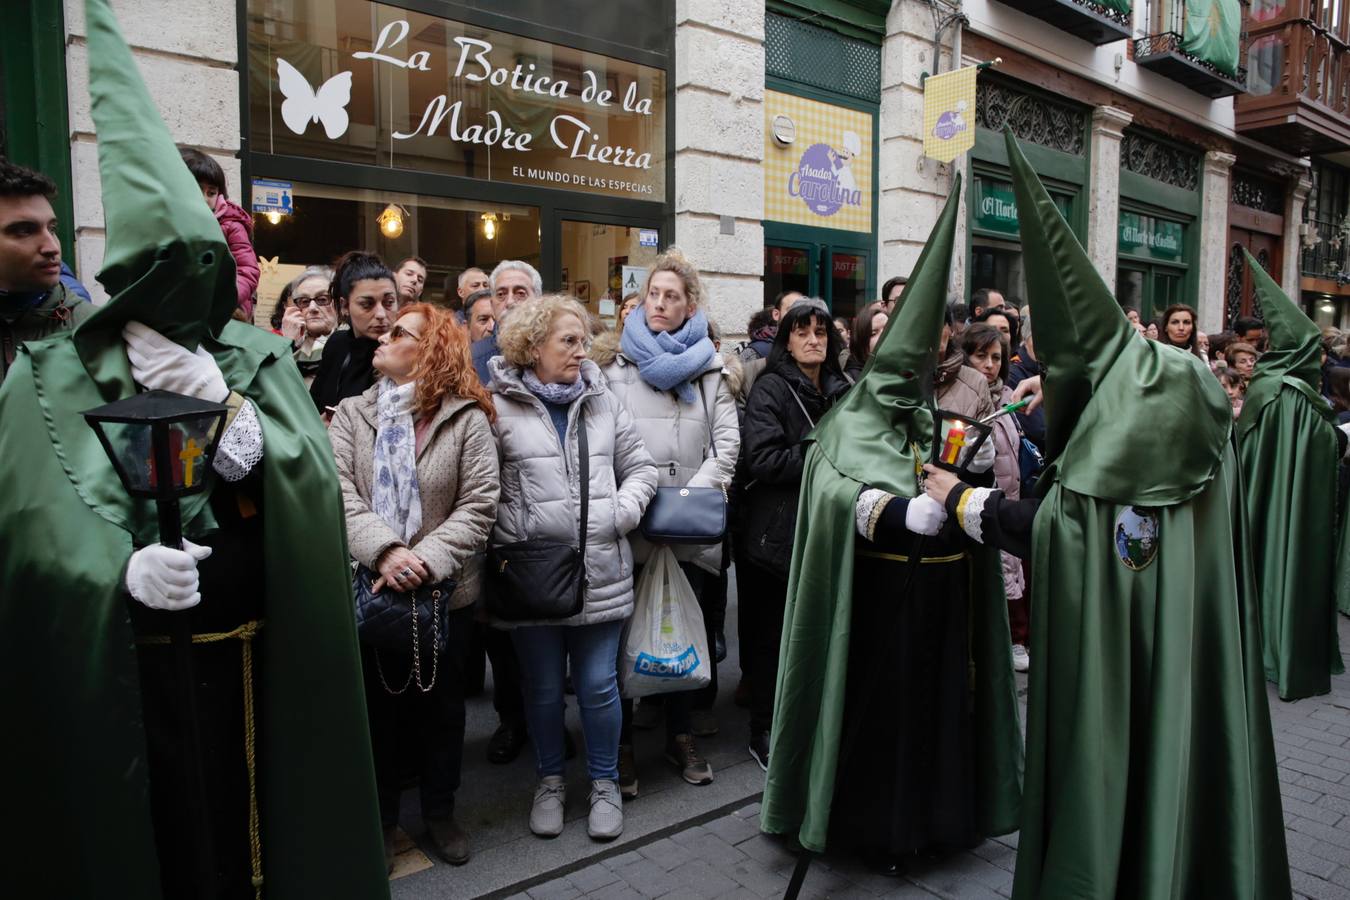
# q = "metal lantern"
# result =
<box><xmin>83</xmin><ymin>389</ymin><xmax>228</xmax><ymax>546</ymax></box>
<box><xmin>930</xmin><ymin>408</ymin><xmax>994</xmax><ymax>477</ymax></box>
<box><xmin>82</xmin><ymin>388</ymin><xmax>228</xmax><ymax>898</ymax></box>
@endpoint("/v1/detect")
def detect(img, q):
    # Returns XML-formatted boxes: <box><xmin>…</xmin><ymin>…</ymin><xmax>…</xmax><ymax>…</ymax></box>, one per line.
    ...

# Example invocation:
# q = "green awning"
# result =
<box><xmin>1182</xmin><ymin>0</ymin><xmax>1241</xmax><ymax>77</ymax></box>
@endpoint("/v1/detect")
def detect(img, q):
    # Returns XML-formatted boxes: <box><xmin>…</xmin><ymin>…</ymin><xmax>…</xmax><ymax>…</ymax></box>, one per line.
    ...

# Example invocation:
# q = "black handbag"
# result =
<box><xmin>639</xmin><ymin>378</ymin><xmax>729</xmax><ymax>545</ymax></box>
<box><xmin>352</xmin><ymin>563</ymin><xmax>456</xmax><ymax>694</ymax></box>
<box><xmin>487</xmin><ymin>407</ymin><xmax>590</xmax><ymax>621</ymax></box>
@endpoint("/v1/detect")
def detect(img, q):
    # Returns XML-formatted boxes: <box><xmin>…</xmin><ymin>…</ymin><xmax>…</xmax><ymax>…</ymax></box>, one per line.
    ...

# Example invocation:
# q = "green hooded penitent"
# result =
<box><xmin>1235</xmin><ymin>255</ymin><xmax>1344</xmax><ymax>700</ymax></box>
<box><xmin>0</xmin><ymin>1</ymin><xmax>389</xmax><ymax>897</ymax></box>
<box><xmin>1005</xmin><ymin>129</ymin><xmax>1289</xmax><ymax>900</ymax></box>
<box><xmin>760</xmin><ymin>175</ymin><xmax>1023</xmax><ymax>853</ymax></box>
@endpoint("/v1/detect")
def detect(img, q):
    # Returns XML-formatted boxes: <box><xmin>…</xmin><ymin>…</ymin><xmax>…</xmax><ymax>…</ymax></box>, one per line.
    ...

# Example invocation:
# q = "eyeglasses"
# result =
<box><xmin>390</xmin><ymin>324</ymin><xmax>421</xmax><ymax>342</ymax></box>
<box><xmin>292</xmin><ymin>294</ymin><xmax>333</xmax><ymax>308</ymax></box>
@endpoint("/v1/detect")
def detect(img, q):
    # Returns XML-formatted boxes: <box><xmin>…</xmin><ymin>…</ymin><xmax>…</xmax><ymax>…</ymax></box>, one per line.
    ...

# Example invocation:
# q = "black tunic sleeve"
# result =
<box><xmin>943</xmin><ymin>485</ymin><xmax>1040</xmax><ymax>560</ymax></box>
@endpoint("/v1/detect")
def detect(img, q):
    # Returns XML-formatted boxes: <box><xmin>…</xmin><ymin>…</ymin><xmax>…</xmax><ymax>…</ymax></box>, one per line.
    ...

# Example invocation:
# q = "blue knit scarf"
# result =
<box><xmin>619</xmin><ymin>305</ymin><xmax>715</xmax><ymax>403</ymax></box>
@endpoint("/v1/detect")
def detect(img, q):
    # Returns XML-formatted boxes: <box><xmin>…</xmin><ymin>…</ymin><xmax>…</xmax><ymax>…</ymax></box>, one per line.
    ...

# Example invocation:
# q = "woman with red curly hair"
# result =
<box><xmin>328</xmin><ymin>302</ymin><xmax>500</xmax><ymax>873</ymax></box>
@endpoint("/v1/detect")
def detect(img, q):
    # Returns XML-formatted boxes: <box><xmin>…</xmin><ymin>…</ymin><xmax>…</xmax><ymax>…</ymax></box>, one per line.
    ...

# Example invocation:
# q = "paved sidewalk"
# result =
<box><xmin>501</xmin><ymin>615</ymin><xmax>1350</xmax><ymax>900</ymax></box>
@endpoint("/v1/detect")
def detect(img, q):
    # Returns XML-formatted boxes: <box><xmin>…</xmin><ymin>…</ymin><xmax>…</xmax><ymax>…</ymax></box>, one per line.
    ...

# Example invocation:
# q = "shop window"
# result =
<box><xmin>765</xmin><ymin>246</ymin><xmax>812</xmax><ymax>304</ymax></box>
<box><xmin>559</xmin><ymin>220</ymin><xmax>660</xmax><ymax>329</ymax></box>
<box><xmin>250</xmin><ymin>180</ymin><xmax>539</xmax><ymax>323</ymax></box>
<box><xmin>1117</xmin><ymin>209</ymin><xmax>1188</xmax><ymax>320</ymax></box>
<box><xmin>969</xmin><ymin>174</ymin><xmax>1073</xmax><ymax>304</ymax></box>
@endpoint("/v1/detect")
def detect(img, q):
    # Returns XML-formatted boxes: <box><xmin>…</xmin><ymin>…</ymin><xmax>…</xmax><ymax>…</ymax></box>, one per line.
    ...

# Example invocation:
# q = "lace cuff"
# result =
<box><xmin>855</xmin><ymin>488</ymin><xmax>894</xmax><ymax>541</ymax></box>
<box><xmin>213</xmin><ymin>399</ymin><xmax>263</xmax><ymax>482</ymax></box>
<box><xmin>954</xmin><ymin>486</ymin><xmax>993</xmax><ymax>544</ymax></box>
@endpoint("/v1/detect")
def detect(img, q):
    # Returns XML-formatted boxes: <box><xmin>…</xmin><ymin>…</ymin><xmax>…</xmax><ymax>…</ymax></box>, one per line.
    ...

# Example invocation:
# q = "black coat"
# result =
<box><xmin>309</xmin><ymin>328</ymin><xmax>379</xmax><ymax>412</ymax></box>
<box><xmin>737</xmin><ymin>359</ymin><xmax>851</xmax><ymax>573</ymax></box>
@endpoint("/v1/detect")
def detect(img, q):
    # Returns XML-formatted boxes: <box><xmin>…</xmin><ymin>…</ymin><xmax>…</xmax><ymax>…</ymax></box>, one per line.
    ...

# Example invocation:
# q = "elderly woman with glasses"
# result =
<box><xmin>277</xmin><ymin>265</ymin><xmax>337</xmax><ymax>386</ymax></box>
<box><xmin>487</xmin><ymin>294</ymin><xmax>657</xmax><ymax>843</ymax></box>
<box><xmin>328</xmin><ymin>302</ymin><xmax>500</xmax><ymax>873</ymax></box>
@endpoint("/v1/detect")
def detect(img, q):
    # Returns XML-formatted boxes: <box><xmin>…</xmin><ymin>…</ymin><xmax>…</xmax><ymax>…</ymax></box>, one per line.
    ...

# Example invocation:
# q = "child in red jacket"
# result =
<box><xmin>179</xmin><ymin>148</ymin><xmax>259</xmax><ymax>319</ymax></box>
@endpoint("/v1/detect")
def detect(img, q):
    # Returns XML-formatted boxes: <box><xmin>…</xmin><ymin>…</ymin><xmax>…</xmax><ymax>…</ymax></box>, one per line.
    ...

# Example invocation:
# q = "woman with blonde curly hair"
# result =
<box><xmin>487</xmin><ymin>294</ymin><xmax>657</xmax><ymax>843</ymax></box>
<box><xmin>328</xmin><ymin>302</ymin><xmax>501</xmax><ymax>872</ymax></box>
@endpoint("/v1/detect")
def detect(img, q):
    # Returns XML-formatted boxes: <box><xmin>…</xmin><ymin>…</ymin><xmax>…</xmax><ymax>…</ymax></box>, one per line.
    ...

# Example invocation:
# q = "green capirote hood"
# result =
<box><xmin>1005</xmin><ymin>127</ymin><xmax>1230</xmax><ymax>506</ymax></box>
<box><xmin>808</xmin><ymin>174</ymin><xmax>962</xmax><ymax>499</ymax></box>
<box><xmin>1235</xmin><ymin>249</ymin><xmax>1334</xmax><ymax>440</ymax></box>
<box><xmin>74</xmin><ymin>0</ymin><xmax>237</xmax><ymax>369</ymax></box>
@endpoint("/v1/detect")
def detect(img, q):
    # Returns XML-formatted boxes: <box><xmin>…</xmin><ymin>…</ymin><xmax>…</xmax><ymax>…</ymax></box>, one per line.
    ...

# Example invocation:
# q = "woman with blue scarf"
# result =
<box><xmin>595</xmin><ymin>248</ymin><xmax>741</xmax><ymax>799</ymax></box>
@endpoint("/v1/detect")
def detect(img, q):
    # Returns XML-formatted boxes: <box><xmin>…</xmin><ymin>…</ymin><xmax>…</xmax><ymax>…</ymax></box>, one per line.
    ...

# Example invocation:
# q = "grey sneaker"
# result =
<box><xmin>529</xmin><ymin>775</ymin><xmax>566</xmax><ymax>837</ymax></box>
<box><xmin>665</xmin><ymin>733</ymin><xmax>714</xmax><ymax>785</ymax></box>
<box><xmin>588</xmin><ymin>779</ymin><xmax>624</xmax><ymax>840</ymax></box>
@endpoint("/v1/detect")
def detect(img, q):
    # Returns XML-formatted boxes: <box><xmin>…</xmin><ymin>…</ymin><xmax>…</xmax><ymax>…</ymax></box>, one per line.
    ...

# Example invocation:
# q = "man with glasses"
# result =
<box><xmin>278</xmin><ymin>265</ymin><xmax>338</xmax><ymax>386</ymax></box>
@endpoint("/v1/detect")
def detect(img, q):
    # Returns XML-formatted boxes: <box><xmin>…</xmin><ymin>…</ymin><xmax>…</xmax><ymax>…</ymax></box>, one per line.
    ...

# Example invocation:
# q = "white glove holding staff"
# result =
<box><xmin>123</xmin><ymin>321</ymin><xmax>229</xmax><ymax>402</ymax></box>
<box><xmin>904</xmin><ymin>494</ymin><xmax>947</xmax><ymax>536</ymax></box>
<box><xmin>125</xmin><ymin>540</ymin><xmax>213</xmax><ymax>611</ymax></box>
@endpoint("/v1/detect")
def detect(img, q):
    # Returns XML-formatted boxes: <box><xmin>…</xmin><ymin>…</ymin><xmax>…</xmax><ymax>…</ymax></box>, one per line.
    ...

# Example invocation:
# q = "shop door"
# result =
<box><xmin>764</xmin><ymin>241</ymin><xmax>871</xmax><ymax>320</ymax></box>
<box><xmin>1226</xmin><ymin>229</ymin><xmax>1281</xmax><ymax>326</ymax></box>
<box><xmin>1116</xmin><ymin>262</ymin><xmax>1186</xmax><ymax>321</ymax></box>
<box><xmin>556</xmin><ymin>213</ymin><xmax>662</xmax><ymax>330</ymax></box>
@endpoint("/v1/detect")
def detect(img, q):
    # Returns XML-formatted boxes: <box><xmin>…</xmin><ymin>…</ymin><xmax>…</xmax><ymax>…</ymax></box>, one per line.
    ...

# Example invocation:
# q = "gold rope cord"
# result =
<box><xmin>135</xmin><ymin>620</ymin><xmax>265</xmax><ymax>899</ymax></box>
<box><xmin>856</xmin><ymin>549</ymin><xmax>966</xmax><ymax>564</ymax></box>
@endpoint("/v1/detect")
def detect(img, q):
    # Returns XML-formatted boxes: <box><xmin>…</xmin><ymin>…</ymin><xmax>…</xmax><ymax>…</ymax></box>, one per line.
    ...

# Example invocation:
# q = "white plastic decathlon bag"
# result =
<box><xmin>619</xmin><ymin>546</ymin><xmax>711</xmax><ymax>698</ymax></box>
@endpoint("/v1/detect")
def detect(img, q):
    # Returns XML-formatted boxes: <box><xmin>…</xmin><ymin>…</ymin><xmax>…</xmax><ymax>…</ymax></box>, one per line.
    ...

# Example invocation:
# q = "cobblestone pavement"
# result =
<box><xmin>500</xmin><ymin>616</ymin><xmax>1350</xmax><ymax>899</ymax></box>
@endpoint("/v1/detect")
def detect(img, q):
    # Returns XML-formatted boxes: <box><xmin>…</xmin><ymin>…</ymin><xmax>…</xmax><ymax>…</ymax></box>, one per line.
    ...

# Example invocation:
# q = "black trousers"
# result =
<box><xmin>483</xmin><ymin>622</ymin><xmax>526</xmax><ymax>728</ymax></box>
<box><xmin>741</xmin><ymin>559</ymin><xmax>789</xmax><ymax>736</ymax></box>
<box><xmin>362</xmin><ymin>604</ymin><xmax>473</xmax><ymax>826</ymax></box>
<box><xmin>619</xmin><ymin>561</ymin><xmax>717</xmax><ymax>741</ymax></box>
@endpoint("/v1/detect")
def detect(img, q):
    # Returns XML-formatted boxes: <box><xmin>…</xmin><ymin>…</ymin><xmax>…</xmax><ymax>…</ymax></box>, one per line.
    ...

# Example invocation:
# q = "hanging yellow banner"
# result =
<box><xmin>922</xmin><ymin>67</ymin><xmax>977</xmax><ymax>163</ymax></box>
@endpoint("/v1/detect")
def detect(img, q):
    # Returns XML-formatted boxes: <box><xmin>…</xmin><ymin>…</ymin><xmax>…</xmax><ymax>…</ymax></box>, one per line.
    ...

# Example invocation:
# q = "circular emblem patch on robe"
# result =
<box><xmin>1114</xmin><ymin>506</ymin><xmax>1160</xmax><ymax>571</ymax></box>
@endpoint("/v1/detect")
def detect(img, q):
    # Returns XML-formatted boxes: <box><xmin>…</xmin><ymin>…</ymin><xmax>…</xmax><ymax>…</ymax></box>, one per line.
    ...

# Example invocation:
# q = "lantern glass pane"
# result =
<box><xmin>100</xmin><ymin>414</ymin><xmax>221</xmax><ymax>494</ymax></box>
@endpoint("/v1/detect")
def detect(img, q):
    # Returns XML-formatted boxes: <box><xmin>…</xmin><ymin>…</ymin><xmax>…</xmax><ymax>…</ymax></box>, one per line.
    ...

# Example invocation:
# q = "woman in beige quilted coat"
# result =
<box><xmin>328</xmin><ymin>302</ymin><xmax>500</xmax><ymax>873</ymax></box>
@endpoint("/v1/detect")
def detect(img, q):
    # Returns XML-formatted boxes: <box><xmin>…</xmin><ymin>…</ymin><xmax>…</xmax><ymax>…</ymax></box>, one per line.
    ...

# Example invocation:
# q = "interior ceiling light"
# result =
<box><xmin>378</xmin><ymin>204</ymin><xmax>407</xmax><ymax>239</ymax></box>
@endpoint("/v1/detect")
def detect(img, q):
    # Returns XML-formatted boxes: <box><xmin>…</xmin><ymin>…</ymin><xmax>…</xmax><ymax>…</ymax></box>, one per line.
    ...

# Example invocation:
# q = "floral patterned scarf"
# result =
<box><xmin>373</xmin><ymin>377</ymin><xmax>422</xmax><ymax>542</ymax></box>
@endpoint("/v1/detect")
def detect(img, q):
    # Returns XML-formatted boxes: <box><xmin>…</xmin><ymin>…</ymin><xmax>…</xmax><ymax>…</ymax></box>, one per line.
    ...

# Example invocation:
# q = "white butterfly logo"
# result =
<box><xmin>277</xmin><ymin>58</ymin><xmax>353</xmax><ymax>140</ymax></box>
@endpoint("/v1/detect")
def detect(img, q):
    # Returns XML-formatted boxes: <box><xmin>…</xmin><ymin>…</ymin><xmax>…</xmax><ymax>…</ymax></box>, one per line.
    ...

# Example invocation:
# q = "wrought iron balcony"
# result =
<box><xmin>1302</xmin><ymin>217</ymin><xmax>1350</xmax><ymax>283</ymax></box>
<box><xmin>1235</xmin><ymin>0</ymin><xmax>1350</xmax><ymax>154</ymax></box>
<box><xmin>1133</xmin><ymin>0</ymin><xmax>1249</xmax><ymax>98</ymax></box>
<box><xmin>995</xmin><ymin>0</ymin><xmax>1133</xmax><ymax>44</ymax></box>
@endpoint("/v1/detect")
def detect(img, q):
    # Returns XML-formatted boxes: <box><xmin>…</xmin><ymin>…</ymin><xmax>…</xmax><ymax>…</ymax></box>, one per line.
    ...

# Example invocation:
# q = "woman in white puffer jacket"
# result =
<box><xmin>595</xmin><ymin>248</ymin><xmax>740</xmax><ymax>799</ymax></box>
<box><xmin>487</xmin><ymin>294</ymin><xmax>657</xmax><ymax>844</ymax></box>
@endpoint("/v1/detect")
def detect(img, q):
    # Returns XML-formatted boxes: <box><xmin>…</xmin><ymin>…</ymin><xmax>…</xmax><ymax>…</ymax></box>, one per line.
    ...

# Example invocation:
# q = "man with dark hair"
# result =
<box><xmin>394</xmin><ymin>255</ymin><xmax>428</xmax><ymax>305</ymax></box>
<box><xmin>970</xmin><ymin>287</ymin><xmax>1006</xmax><ymax>319</ymax></box>
<box><xmin>880</xmin><ymin>274</ymin><xmax>907</xmax><ymax>312</ymax></box>
<box><xmin>464</xmin><ymin>288</ymin><xmax>495</xmax><ymax>342</ymax></box>
<box><xmin>1233</xmin><ymin>315</ymin><xmax>1266</xmax><ymax>353</ymax></box>
<box><xmin>0</xmin><ymin>158</ymin><xmax>94</xmax><ymax>381</ymax></box>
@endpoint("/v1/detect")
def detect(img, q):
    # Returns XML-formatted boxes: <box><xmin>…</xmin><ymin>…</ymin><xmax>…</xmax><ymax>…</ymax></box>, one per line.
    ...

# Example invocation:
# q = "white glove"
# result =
<box><xmin>904</xmin><ymin>494</ymin><xmax>947</xmax><ymax>536</ymax></box>
<box><xmin>125</xmin><ymin>540</ymin><xmax>213</xmax><ymax>611</ymax></box>
<box><xmin>967</xmin><ymin>435</ymin><xmax>996</xmax><ymax>474</ymax></box>
<box><xmin>123</xmin><ymin>321</ymin><xmax>229</xmax><ymax>402</ymax></box>
<box><xmin>1340</xmin><ymin>422</ymin><xmax>1350</xmax><ymax>460</ymax></box>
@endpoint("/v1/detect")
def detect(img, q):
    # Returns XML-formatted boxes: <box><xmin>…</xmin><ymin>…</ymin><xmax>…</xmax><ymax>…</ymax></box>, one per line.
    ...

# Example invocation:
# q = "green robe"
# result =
<box><xmin>1014</xmin><ymin>454</ymin><xmax>1289</xmax><ymax>898</ymax></box>
<box><xmin>1238</xmin><ymin>381</ymin><xmax>1345</xmax><ymax>698</ymax></box>
<box><xmin>0</xmin><ymin>323</ymin><xmax>390</xmax><ymax>899</ymax></box>
<box><xmin>1235</xmin><ymin>253</ymin><xmax>1344</xmax><ymax>699</ymax></box>
<box><xmin>1002</xmin><ymin>129</ymin><xmax>1290</xmax><ymax>900</ymax></box>
<box><xmin>760</xmin><ymin>175</ymin><xmax>1023</xmax><ymax>853</ymax></box>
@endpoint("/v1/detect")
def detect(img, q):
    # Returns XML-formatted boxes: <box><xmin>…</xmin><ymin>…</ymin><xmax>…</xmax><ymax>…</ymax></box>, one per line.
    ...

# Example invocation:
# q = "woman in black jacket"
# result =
<box><xmin>737</xmin><ymin>298</ymin><xmax>851</xmax><ymax>768</ymax></box>
<box><xmin>310</xmin><ymin>252</ymin><xmax>399</xmax><ymax>416</ymax></box>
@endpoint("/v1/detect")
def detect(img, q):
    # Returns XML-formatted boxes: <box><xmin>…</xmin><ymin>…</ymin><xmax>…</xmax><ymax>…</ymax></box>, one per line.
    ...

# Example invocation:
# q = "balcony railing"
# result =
<box><xmin>995</xmin><ymin>0</ymin><xmax>1133</xmax><ymax>44</ymax></box>
<box><xmin>1133</xmin><ymin>0</ymin><xmax>1249</xmax><ymax>97</ymax></box>
<box><xmin>1303</xmin><ymin>217</ymin><xmax>1350</xmax><ymax>282</ymax></box>
<box><xmin>1236</xmin><ymin>0</ymin><xmax>1350</xmax><ymax>154</ymax></box>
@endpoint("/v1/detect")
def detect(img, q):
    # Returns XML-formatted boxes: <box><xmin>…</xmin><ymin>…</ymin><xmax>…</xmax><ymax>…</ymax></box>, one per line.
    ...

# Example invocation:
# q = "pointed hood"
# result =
<box><xmin>808</xmin><ymin>175</ymin><xmax>961</xmax><ymax>498</ymax></box>
<box><xmin>1236</xmin><ymin>250</ymin><xmax>1334</xmax><ymax>439</ymax></box>
<box><xmin>1006</xmin><ymin>128</ymin><xmax>1230</xmax><ymax>505</ymax></box>
<box><xmin>74</xmin><ymin>0</ymin><xmax>235</xmax><ymax>369</ymax></box>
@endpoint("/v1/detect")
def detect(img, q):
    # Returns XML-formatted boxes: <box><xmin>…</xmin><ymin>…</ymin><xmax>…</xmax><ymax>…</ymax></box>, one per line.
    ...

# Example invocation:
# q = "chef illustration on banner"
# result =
<box><xmin>833</xmin><ymin>131</ymin><xmax>861</xmax><ymax>194</ymax></box>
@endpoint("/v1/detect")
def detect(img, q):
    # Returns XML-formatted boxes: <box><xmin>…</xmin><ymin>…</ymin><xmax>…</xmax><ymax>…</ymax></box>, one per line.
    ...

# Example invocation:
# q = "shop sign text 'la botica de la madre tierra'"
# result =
<box><xmin>248</xmin><ymin>0</ymin><xmax>665</xmax><ymax>201</ymax></box>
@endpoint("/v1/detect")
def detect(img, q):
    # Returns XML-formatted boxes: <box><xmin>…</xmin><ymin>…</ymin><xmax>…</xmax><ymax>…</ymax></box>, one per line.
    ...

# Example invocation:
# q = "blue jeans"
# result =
<box><xmin>511</xmin><ymin>620</ymin><xmax>624</xmax><ymax>781</ymax></box>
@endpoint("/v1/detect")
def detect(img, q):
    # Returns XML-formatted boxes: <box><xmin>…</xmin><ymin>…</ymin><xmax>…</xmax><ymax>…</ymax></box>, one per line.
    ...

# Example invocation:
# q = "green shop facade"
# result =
<box><xmin>967</xmin><ymin>75</ymin><xmax>1201</xmax><ymax>322</ymax></box>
